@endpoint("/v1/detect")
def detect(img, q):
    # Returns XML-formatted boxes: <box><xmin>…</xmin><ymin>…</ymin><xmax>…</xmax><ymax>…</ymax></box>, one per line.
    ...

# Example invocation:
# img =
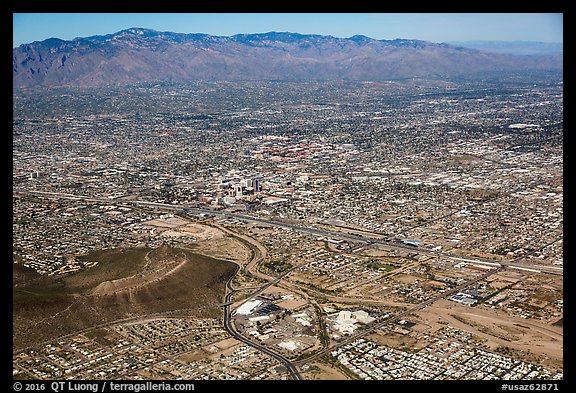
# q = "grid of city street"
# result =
<box><xmin>13</xmin><ymin>75</ymin><xmax>562</xmax><ymax>380</ymax></box>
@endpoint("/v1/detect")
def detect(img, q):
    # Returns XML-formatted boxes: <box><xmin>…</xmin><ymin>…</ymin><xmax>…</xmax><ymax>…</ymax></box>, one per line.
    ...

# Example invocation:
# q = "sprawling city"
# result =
<box><xmin>13</xmin><ymin>74</ymin><xmax>563</xmax><ymax>381</ymax></box>
<box><xmin>13</xmin><ymin>13</ymin><xmax>563</xmax><ymax>386</ymax></box>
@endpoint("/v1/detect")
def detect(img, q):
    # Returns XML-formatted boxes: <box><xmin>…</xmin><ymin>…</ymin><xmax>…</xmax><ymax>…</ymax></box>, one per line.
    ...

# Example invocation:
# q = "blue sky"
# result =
<box><xmin>13</xmin><ymin>13</ymin><xmax>563</xmax><ymax>47</ymax></box>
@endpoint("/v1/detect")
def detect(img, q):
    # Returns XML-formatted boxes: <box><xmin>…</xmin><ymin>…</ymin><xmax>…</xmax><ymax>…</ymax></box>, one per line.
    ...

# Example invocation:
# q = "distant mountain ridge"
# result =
<box><xmin>13</xmin><ymin>28</ymin><xmax>563</xmax><ymax>88</ymax></box>
<box><xmin>447</xmin><ymin>40</ymin><xmax>563</xmax><ymax>55</ymax></box>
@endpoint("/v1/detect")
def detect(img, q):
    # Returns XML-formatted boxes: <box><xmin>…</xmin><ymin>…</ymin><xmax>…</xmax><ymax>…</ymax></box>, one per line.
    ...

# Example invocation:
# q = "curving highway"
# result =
<box><xmin>222</xmin><ymin>263</ymin><xmax>302</xmax><ymax>380</ymax></box>
<box><xmin>15</xmin><ymin>189</ymin><xmax>562</xmax><ymax>379</ymax></box>
<box><xmin>17</xmin><ymin>189</ymin><xmax>562</xmax><ymax>276</ymax></box>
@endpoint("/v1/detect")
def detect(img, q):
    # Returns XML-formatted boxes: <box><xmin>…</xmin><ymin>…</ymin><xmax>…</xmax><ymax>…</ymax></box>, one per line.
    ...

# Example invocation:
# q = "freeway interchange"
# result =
<box><xmin>15</xmin><ymin>189</ymin><xmax>563</xmax><ymax>380</ymax></box>
<box><xmin>17</xmin><ymin>189</ymin><xmax>562</xmax><ymax>277</ymax></box>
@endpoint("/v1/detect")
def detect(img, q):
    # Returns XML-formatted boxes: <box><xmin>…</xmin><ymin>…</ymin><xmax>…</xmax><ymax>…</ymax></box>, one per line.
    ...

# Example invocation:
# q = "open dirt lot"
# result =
<box><xmin>305</xmin><ymin>360</ymin><xmax>353</xmax><ymax>380</ymax></box>
<box><xmin>415</xmin><ymin>299</ymin><xmax>562</xmax><ymax>368</ymax></box>
<box><xmin>145</xmin><ymin>217</ymin><xmax>226</xmax><ymax>242</ymax></box>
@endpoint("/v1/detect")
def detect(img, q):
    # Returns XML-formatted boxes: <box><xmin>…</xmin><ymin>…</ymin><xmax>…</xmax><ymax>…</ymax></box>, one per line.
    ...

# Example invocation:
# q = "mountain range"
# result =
<box><xmin>13</xmin><ymin>28</ymin><xmax>563</xmax><ymax>88</ymax></box>
<box><xmin>447</xmin><ymin>40</ymin><xmax>563</xmax><ymax>55</ymax></box>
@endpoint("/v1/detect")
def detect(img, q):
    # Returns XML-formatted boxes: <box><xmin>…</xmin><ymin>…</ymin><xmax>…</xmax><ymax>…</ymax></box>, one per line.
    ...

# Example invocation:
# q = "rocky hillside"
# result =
<box><xmin>13</xmin><ymin>28</ymin><xmax>563</xmax><ymax>87</ymax></box>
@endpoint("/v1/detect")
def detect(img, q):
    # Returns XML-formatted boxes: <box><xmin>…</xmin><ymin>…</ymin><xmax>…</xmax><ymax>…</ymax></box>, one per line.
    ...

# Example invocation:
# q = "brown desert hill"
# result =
<box><xmin>13</xmin><ymin>246</ymin><xmax>236</xmax><ymax>351</ymax></box>
<box><xmin>13</xmin><ymin>28</ymin><xmax>562</xmax><ymax>88</ymax></box>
